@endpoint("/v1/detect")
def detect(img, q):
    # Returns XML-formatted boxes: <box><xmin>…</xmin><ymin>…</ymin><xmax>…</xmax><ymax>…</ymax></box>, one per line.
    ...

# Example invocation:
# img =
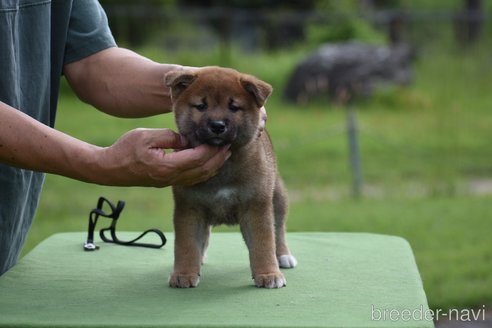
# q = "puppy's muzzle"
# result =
<box><xmin>196</xmin><ymin>119</ymin><xmax>235</xmax><ymax>147</ymax></box>
<box><xmin>209</xmin><ymin>120</ymin><xmax>227</xmax><ymax>135</ymax></box>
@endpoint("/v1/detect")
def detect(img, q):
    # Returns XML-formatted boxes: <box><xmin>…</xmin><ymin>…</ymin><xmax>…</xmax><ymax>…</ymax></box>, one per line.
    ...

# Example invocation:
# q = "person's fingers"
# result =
<box><xmin>143</xmin><ymin>128</ymin><xmax>189</xmax><ymax>150</ymax></box>
<box><xmin>260</xmin><ymin>106</ymin><xmax>267</xmax><ymax>126</ymax></box>
<box><xmin>107</xmin><ymin>128</ymin><xmax>232</xmax><ymax>187</ymax></box>
<box><xmin>258</xmin><ymin>106</ymin><xmax>267</xmax><ymax>136</ymax></box>
<box><xmin>155</xmin><ymin>145</ymin><xmax>231</xmax><ymax>186</ymax></box>
<box><xmin>181</xmin><ymin>146</ymin><xmax>231</xmax><ymax>185</ymax></box>
<box><xmin>163</xmin><ymin>144</ymin><xmax>229</xmax><ymax>170</ymax></box>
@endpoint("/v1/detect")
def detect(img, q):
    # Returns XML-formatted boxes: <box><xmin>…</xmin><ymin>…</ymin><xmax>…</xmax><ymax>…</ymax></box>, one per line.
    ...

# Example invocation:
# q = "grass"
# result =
<box><xmin>22</xmin><ymin>45</ymin><xmax>492</xmax><ymax>310</ymax></box>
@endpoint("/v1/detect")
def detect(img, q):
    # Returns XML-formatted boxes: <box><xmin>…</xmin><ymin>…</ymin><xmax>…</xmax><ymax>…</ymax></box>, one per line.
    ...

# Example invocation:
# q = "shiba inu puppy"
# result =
<box><xmin>165</xmin><ymin>67</ymin><xmax>296</xmax><ymax>288</ymax></box>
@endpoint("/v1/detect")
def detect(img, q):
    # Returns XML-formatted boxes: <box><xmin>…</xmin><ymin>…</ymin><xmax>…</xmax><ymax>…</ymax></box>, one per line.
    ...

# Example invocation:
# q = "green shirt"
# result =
<box><xmin>0</xmin><ymin>0</ymin><xmax>116</xmax><ymax>275</ymax></box>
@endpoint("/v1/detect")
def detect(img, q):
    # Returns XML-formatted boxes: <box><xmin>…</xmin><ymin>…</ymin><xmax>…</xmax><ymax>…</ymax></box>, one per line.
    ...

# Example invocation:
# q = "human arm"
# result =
<box><xmin>63</xmin><ymin>47</ymin><xmax>269</xmax><ymax>127</ymax></box>
<box><xmin>0</xmin><ymin>101</ymin><xmax>230</xmax><ymax>187</ymax></box>
<box><xmin>63</xmin><ymin>47</ymin><xmax>185</xmax><ymax>118</ymax></box>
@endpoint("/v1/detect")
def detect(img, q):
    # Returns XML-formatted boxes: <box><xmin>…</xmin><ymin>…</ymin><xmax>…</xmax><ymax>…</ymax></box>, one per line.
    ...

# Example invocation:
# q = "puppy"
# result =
<box><xmin>165</xmin><ymin>66</ymin><xmax>297</xmax><ymax>289</ymax></box>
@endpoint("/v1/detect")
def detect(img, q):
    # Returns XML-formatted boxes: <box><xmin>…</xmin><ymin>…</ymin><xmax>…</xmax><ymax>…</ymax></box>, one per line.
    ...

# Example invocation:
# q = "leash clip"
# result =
<box><xmin>83</xmin><ymin>242</ymin><xmax>99</xmax><ymax>251</ymax></box>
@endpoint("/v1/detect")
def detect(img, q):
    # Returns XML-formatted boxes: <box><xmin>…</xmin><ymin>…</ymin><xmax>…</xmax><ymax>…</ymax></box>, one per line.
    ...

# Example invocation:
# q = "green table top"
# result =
<box><xmin>0</xmin><ymin>232</ymin><xmax>433</xmax><ymax>328</ymax></box>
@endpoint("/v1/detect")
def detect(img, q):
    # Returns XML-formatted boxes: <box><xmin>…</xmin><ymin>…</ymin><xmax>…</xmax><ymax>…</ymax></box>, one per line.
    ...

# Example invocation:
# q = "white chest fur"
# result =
<box><xmin>189</xmin><ymin>185</ymin><xmax>250</xmax><ymax>225</ymax></box>
<box><xmin>214</xmin><ymin>187</ymin><xmax>238</xmax><ymax>202</ymax></box>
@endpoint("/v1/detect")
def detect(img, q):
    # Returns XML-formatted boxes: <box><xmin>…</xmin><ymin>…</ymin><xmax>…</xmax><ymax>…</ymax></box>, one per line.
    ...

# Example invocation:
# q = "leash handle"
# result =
<box><xmin>100</xmin><ymin>227</ymin><xmax>166</xmax><ymax>249</ymax></box>
<box><xmin>83</xmin><ymin>197</ymin><xmax>166</xmax><ymax>251</ymax></box>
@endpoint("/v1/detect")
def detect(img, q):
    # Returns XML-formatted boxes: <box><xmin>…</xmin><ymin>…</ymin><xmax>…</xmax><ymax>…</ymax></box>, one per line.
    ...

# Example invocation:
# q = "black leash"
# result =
<box><xmin>83</xmin><ymin>197</ymin><xmax>166</xmax><ymax>251</ymax></box>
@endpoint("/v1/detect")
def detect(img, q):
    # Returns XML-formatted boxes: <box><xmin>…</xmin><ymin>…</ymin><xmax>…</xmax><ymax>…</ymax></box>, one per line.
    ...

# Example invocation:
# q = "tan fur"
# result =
<box><xmin>165</xmin><ymin>67</ymin><xmax>296</xmax><ymax>289</ymax></box>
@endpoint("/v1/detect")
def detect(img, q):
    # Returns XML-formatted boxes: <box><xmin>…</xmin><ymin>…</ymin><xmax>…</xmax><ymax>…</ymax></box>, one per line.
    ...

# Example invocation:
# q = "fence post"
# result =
<box><xmin>346</xmin><ymin>107</ymin><xmax>363</xmax><ymax>199</ymax></box>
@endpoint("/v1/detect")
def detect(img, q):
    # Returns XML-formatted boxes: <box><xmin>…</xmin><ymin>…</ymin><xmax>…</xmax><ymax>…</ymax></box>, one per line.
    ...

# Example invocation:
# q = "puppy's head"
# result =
<box><xmin>165</xmin><ymin>66</ymin><xmax>272</xmax><ymax>148</ymax></box>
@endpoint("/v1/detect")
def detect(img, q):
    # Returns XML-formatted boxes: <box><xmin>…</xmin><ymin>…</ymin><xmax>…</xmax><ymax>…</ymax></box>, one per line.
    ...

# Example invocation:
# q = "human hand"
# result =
<box><xmin>258</xmin><ymin>106</ymin><xmax>267</xmax><ymax>136</ymax></box>
<box><xmin>95</xmin><ymin>128</ymin><xmax>231</xmax><ymax>187</ymax></box>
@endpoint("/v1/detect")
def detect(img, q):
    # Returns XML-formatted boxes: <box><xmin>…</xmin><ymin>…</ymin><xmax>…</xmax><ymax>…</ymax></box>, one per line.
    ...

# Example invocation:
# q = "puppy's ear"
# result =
<box><xmin>240</xmin><ymin>75</ymin><xmax>273</xmax><ymax>107</ymax></box>
<box><xmin>164</xmin><ymin>70</ymin><xmax>197</xmax><ymax>101</ymax></box>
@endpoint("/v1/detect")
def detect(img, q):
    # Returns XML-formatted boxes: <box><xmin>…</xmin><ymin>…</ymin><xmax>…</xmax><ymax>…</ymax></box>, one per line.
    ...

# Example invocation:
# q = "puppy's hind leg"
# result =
<box><xmin>201</xmin><ymin>225</ymin><xmax>211</xmax><ymax>265</ymax></box>
<box><xmin>273</xmin><ymin>177</ymin><xmax>297</xmax><ymax>269</ymax></box>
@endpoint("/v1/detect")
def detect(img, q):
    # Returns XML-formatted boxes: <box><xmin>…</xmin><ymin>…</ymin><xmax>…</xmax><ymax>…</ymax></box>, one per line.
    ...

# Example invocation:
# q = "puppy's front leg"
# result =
<box><xmin>240</xmin><ymin>203</ymin><xmax>286</xmax><ymax>288</ymax></box>
<box><xmin>169</xmin><ymin>206</ymin><xmax>206</xmax><ymax>288</ymax></box>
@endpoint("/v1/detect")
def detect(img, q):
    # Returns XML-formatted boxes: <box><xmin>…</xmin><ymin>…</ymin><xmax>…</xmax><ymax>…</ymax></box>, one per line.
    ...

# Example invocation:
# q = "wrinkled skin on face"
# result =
<box><xmin>165</xmin><ymin>67</ymin><xmax>272</xmax><ymax>149</ymax></box>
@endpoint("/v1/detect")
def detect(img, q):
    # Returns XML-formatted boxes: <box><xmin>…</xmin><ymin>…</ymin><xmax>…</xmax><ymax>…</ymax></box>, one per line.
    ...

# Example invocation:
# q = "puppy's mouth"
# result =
<box><xmin>205</xmin><ymin>137</ymin><xmax>230</xmax><ymax>147</ymax></box>
<box><xmin>191</xmin><ymin>129</ymin><xmax>236</xmax><ymax>147</ymax></box>
<box><xmin>196</xmin><ymin>133</ymin><xmax>236</xmax><ymax>147</ymax></box>
<box><xmin>193</xmin><ymin>121</ymin><xmax>236</xmax><ymax>147</ymax></box>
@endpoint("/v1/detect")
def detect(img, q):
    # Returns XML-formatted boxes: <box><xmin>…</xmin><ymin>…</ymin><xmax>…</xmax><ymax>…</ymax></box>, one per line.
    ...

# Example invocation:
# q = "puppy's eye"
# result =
<box><xmin>228</xmin><ymin>103</ymin><xmax>241</xmax><ymax>113</ymax></box>
<box><xmin>193</xmin><ymin>103</ymin><xmax>208</xmax><ymax>112</ymax></box>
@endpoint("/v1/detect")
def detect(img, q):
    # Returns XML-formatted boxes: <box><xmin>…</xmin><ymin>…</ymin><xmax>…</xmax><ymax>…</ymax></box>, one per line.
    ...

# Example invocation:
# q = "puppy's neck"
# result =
<box><xmin>230</xmin><ymin>132</ymin><xmax>262</xmax><ymax>154</ymax></box>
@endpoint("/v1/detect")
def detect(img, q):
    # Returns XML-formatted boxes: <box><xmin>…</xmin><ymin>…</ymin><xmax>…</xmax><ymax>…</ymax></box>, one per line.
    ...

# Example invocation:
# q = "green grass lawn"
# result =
<box><xmin>23</xmin><ymin>47</ymin><xmax>492</xmax><ymax>310</ymax></box>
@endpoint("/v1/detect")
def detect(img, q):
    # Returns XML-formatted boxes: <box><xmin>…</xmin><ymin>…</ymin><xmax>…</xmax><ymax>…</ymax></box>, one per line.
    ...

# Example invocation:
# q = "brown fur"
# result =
<box><xmin>165</xmin><ymin>66</ymin><xmax>296</xmax><ymax>288</ymax></box>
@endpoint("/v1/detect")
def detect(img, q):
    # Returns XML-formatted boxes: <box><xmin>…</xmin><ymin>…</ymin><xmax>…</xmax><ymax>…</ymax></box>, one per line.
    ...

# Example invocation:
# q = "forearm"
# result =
<box><xmin>1</xmin><ymin>102</ymin><xmax>231</xmax><ymax>188</ymax></box>
<box><xmin>0</xmin><ymin>102</ymin><xmax>101</xmax><ymax>183</ymax></box>
<box><xmin>64</xmin><ymin>47</ymin><xmax>186</xmax><ymax>118</ymax></box>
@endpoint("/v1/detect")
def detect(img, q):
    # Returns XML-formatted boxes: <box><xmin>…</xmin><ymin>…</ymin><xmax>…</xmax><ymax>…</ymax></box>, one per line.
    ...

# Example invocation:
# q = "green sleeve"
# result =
<box><xmin>64</xmin><ymin>0</ymin><xmax>117</xmax><ymax>65</ymax></box>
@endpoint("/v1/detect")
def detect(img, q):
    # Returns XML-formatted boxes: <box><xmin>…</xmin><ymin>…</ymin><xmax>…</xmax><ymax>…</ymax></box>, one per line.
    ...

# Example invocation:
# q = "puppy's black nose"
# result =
<box><xmin>208</xmin><ymin>120</ymin><xmax>227</xmax><ymax>135</ymax></box>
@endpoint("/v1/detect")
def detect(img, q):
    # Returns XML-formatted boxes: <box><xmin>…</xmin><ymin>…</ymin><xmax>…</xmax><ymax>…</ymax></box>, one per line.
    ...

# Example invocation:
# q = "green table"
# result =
<box><xmin>0</xmin><ymin>232</ymin><xmax>433</xmax><ymax>328</ymax></box>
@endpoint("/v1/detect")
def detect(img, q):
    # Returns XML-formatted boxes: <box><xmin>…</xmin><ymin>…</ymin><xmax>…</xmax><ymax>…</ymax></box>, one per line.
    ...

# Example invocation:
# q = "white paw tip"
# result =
<box><xmin>278</xmin><ymin>254</ymin><xmax>297</xmax><ymax>268</ymax></box>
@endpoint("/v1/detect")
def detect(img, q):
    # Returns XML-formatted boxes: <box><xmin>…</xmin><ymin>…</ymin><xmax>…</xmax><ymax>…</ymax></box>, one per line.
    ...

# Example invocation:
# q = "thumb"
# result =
<box><xmin>146</xmin><ymin>129</ymin><xmax>189</xmax><ymax>150</ymax></box>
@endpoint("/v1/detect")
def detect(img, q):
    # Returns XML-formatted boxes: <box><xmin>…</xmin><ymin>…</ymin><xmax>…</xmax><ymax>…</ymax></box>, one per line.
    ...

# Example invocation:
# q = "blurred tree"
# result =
<box><xmin>176</xmin><ymin>0</ymin><xmax>310</xmax><ymax>10</ymax></box>
<box><xmin>359</xmin><ymin>0</ymin><xmax>407</xmax><ymax>44</ymax></box>
<box><xmin>454</xmin><ymin>0</ymin><xmax>483</xmax><ymax>44</ymax></box>
<box><xmin>100</xmin><ymin>0</ymin><xmax>176</xmax><ymax>47</ymax></box>
<box><xmin>306</xmin><ymin>0</ymin><xmax>385</xmax><ymax>46</ymax></box>
<box><xmin>177</xmin><ymin>0</ymin><xmax>315</xmax><ymax>50</ymax></box>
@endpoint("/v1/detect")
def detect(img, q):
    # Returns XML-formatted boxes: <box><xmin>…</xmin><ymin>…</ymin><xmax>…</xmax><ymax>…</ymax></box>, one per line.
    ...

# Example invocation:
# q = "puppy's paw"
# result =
<box><xmin>169</xmin><ymin>272</ymin><xmax>200</xmax><ymax>288</ymax></box>
<box><xmin>278</xmin><ymin>254</ymin><xmax>297</xmax><ymax>268</ymax></box>
<box><xmin>254</xmin><ymin>272</ymin><xmax>286</xmax><ymax>288</ymax></box>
